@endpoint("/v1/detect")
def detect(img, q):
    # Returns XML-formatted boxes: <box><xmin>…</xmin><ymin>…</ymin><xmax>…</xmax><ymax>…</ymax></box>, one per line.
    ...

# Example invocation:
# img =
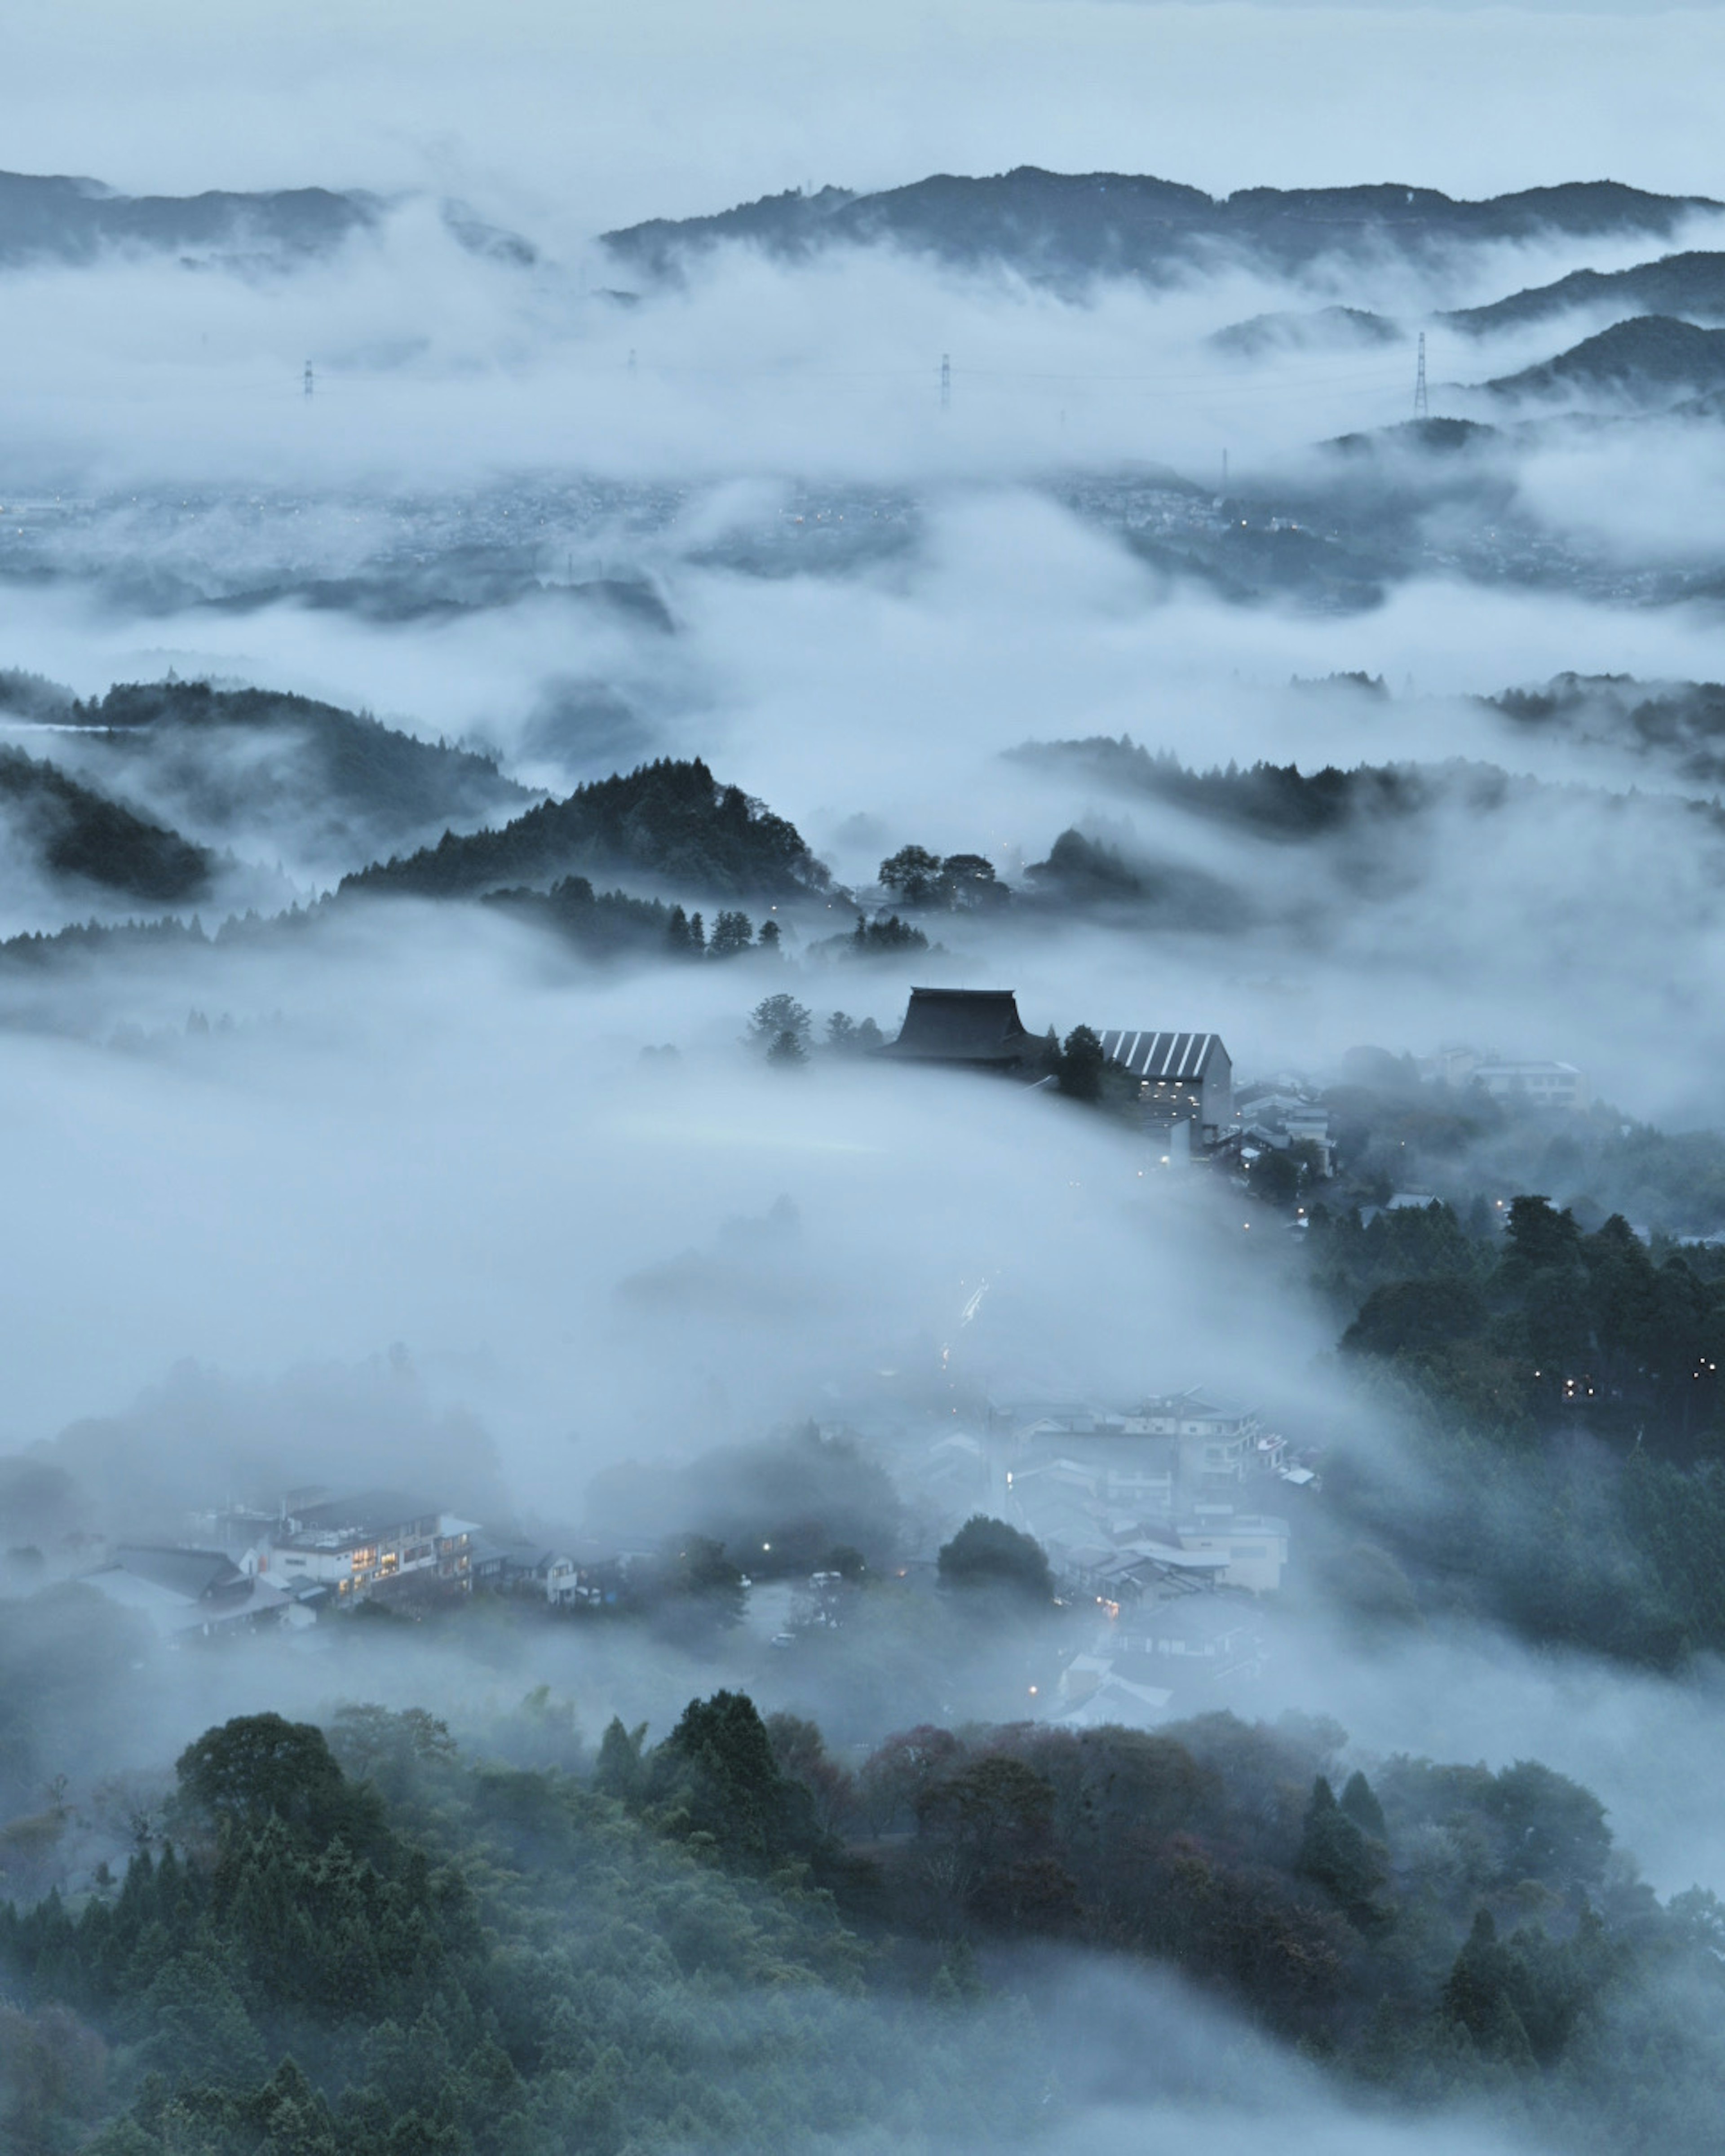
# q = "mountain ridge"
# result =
<box><xmin>603</xmin><ymin>169</ymin><xmax>1722</xmax><ymax>289</ymax></box>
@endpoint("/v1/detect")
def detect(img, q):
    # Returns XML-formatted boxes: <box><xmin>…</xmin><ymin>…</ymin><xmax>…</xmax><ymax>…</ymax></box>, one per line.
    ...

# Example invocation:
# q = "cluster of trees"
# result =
<box><xmin>1010</xmin><ymin>737</ymin><xmax>1491</xmax><ymax>839</ymax></box>
<box><xmin>1319</xmin><ymin>1194</ymin><xmax>1725</xmax><ymax>1454</ymax></box>
<box><xmin>7</xmin><ymin>1699</ymin><xmax>1722</xmax><ymax>2153</ymax></box>
<box><xmin>1305</xmin><ymin>1191</ymin><xmax>1725</xmax><ymax>1664</ymax></box>
<box><xmin>744</xmin><ymin>995</ymin><xmax>886</xmax><ymax>1065</ymax></box>
<box><xmin>936</xmin><ymin>1515</ymin><xmax>1053</xmax><ymax>1602</ymax></box>
<box><xmin>663</xmin><ymin>906</ymin><xmax>781</xmax><ymax>959</ymax></box>
<box><xmin>343</xmin><ymin>757</ymin><xmax>830</xmax><ymax>905</ymax></box>
<box><xmin>482</xmin><ymin>884</ymin><xmax>790</xmax><ymax>968</ymax></box>
<box><xmin>841</xmin><ymin>912</ymin><xmax>927</xmax><ymax>955</ymax></box>
<box><xmin>877</xmin><ymin>847</ymin><xmax>1009</xmax><ymax>910</ymax></box>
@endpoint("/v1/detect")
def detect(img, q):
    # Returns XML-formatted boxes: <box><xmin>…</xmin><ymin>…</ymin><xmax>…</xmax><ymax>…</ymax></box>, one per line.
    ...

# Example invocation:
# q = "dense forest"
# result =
<box><xmin>0</xmin><ymin>749</ymin><xmax>211</xmax><ymax>906</ymax></box>
<box><xmin>1305</xmin><ymin>1191</ymin><xmax>1725</xmax><ymax>1667</ymax></box>
<box><xmin>3</xmin><ymin>1696</ymin><xmax>1722</xmax><ymax>2154</ymax></box>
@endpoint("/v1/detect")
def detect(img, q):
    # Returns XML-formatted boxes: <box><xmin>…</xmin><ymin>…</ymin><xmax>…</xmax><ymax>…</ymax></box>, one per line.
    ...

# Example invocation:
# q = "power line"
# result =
<box><xmin>1414</xmin><ymin>331</ymin><xmax>1429</xmax><ymax>420</ymax></box>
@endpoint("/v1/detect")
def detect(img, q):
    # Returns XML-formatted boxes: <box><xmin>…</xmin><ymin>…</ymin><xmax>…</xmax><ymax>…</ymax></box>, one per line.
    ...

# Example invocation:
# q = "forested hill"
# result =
<box><xmin>1486</xmin><ymin>672</ymin><xmax>1725</xmax><ymax>787</ymax></box>
<box><xmin>1011</xmin><ymin>737</ymin><xmax>1517</xmax><ymax>839</ymax></box>
<box><xmin>341</xmin><ymin>756</ymin><xmax>831</xmax><ymax>903</ymax></box>
<box><xmin>1444</xmin><ymin>250</ymin><xmax>1725</xmax><ymax>336</ymax></box>
<box><xmin>4</xmin><ymin>1697</ymin><xmax>1725</xmax><ymax>2153</ymax></box>
<box><xmin>603</xmin><ymin>169</ymin><xmax>1718</xmax><ymax>288</ymax></box>
<box><xmin>0</xmin><ymin>747</ymin><xmax>211</xmax><ymax>904</ymax></box>
<box><xmin>1484</xmin><ymin>316</ymin><xmax>1725</xmax><ymax>403</ymax></box>
<box><xmin>14</xmin><ymin>678</ymin><xmax>533</xmax><ymax>870</ymax></box>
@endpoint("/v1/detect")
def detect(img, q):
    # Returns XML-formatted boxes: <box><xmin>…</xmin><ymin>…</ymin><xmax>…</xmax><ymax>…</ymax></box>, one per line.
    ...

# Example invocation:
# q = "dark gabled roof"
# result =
<box><xmin>288</xmin><ymin>1490</ymin><xmax>439</xmax><ymax>1543</ymax></box>
<box><xmin>1099</xmin><ymin>1030</ymin><xmax>1228</xmax><ymax>1081</ymax></box>
<box><xmin>883</xmin><ymin>987</ymin><xmax>1037</xmax><ymax>1064</ymax></box>
<box><xmin>115</xmin><ymin>1545</ymin><xmax>248</xmax><ymax>1604</ymax></box>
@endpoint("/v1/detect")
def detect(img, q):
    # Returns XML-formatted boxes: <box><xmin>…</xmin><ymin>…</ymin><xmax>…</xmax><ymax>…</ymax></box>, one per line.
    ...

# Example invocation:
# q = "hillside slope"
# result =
<box><xmin>8</xmin><ymin>678</ymin><xmax>534</xmax><ymax>875</ymax></box>
<box><xmin>0</xmin><ymin>747</ymin><xmax>211</xmax><ymax>903</ymax></box>
<box><xmin>1485</xmin><ymin>315</ymin><xmax>1725</xmax><ymax>403</ymax></box>
<box><xmin>341</xmin><ymin>756</ymin><xmax>831</xmax><ymax>902</ymax></box>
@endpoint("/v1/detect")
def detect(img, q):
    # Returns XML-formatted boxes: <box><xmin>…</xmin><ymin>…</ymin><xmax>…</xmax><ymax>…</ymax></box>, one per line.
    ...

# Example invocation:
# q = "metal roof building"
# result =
<box><xmin>1098</xmin><ymin>1029</ymin><xmax>1232</xmax><ymax>1140</ymax></box>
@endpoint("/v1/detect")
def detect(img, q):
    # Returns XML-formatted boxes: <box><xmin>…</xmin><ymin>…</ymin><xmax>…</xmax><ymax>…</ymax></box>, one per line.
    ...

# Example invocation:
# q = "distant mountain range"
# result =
<box><xmin>0</xmin><ymin>169</ymin><xmax>536</xmax><ymax>274</ymax></box>
<box><xmin>2</xmin><ymin>159</ymin><xmax>1717</xmax><ymax>324</ymax></box>
<box><xmin>603</xmin><ymin>170</ymin><xmax>1721</xmax><ymax>289</ymax></box>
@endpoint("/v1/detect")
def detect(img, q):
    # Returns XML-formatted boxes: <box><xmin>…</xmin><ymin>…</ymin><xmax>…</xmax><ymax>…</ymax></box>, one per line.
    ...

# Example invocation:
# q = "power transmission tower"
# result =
<box><xmin>303</xmin><ymin>360</ymin><xmax>314</xmax><ymax>400</ymax></box>
<box><xmin>940</xmin><ymin>353</ymin><xmax>951</xmax><ymax>411</ymax></box>
<box><xmin>1414</xmin><ymin>332</ymin><xmax>1429</xmax><ymax>420</ymax></box>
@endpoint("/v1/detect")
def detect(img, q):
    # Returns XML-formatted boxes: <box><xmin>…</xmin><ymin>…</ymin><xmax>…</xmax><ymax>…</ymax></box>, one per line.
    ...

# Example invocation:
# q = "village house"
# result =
<box><xmin>1113</xmin><ymin>1594</ymin><xmax>1267</xmax><ymax>1681</ymax></box>
<box><xmin>82</xmin><ymin>1546</ymin><xmax>292</xmax><ymax>1639</ymax></box>
<box><xmin>1234</xmin><ymin>1079</ymin><xmax>1333</xmax><ymax>1175</ymax></box>
<box><xmin>1126</xmin><ymin>1392</ymin><xmax>1282</xmax><ymax>1482</ymax></box>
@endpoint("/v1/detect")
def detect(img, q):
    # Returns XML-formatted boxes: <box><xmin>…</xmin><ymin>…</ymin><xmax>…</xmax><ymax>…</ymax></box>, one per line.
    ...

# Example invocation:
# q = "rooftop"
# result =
<box><xmin>1098</xmin><ymin>1030</ymin><xmax>1228</xmax><ymax>1081</ymax></box>
<box><xmin>114</xmin><ymin>1545</ymin><xmax>250</xmax><ymax>1604</ymax></box>
<box><xmin>883</xmin><ymin>987</ymin><xmax>1038</xmax><ymax>1065</ymax></box>
<box><xmin>281</xmin><ymin>1490</ymin><xmax>441</xmax><ymax>1548</ymax></box>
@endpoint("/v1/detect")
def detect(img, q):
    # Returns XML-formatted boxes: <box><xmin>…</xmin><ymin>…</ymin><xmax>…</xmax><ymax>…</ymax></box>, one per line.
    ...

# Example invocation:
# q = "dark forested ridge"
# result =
<box><xmin>602</xmin><ymin>169</ymin><xmax>1718</xmax><ymax>289</ymax></box>
<box><xmin>341</xmin><ymin>757</ymin><xmax>832</xmax><ymax>904</ymax></box>
<box><xmin>0</xmin><ymin>747</ymin><xmax>211</xmax><ymax>904</ymax></box>
<box><xmin>1486</xmin><ymin>672</ymin><xmax>1725</xmax><ymax>787</ymax></box>
<box><xmin>3</xmin><ymin>1698</ymin><xmax>1722</xmax><ymax>2154</ymax></box>
<box><xmin>0</xmin><ymin>168</ymin><xmax>377</xmax><ymax>270</ymax></box>
<box><xmin>1444</xmin><ymin>250</ymin><xmax>1725</xmax><ymax>336</ymax></box>
<box><xmin>1484</xmin><ymin>315</ymin><xmax>1725</xmax><ymax>403</ymax></box>
<box><xmin>1010</xmin><ymin>737</ymin><xmax>1512</xmax><ymax>839</ymax></box>
<box><xmin>29</xmin><ymin>679</ymin><xmax>533</xmax><ymax>866</ymax></box>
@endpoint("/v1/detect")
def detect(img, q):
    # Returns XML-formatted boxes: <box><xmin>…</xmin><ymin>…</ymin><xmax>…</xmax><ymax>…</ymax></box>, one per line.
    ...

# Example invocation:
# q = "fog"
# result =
<box><xmin>2</xmin><ymin>4</ymin><xmax>1725</xmax><ymax>2152</ymax></box>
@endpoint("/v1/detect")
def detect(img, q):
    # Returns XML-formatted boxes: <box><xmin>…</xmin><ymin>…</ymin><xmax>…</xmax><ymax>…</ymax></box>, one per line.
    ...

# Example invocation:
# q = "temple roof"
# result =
<box><xmin>883</xmin><ymin>987</ymin><xmax>1037</xmax><ymax>1065</ymax></box>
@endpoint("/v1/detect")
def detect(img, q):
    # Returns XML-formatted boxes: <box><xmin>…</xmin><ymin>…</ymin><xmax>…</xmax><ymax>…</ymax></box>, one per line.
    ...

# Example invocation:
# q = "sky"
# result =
<box><xmin>0</xmin><ymin>1</ymin><xmax>1719</xmax><ymax>222</ymax></box>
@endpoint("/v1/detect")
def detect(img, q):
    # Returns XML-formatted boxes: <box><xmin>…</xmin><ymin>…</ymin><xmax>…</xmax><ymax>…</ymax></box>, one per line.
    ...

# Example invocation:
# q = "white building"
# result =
<box><xmin>1471</xmin><ymin>1060</ymin><xmax>1590</xmax><ymax>1110</ymax></box>
<box><xmin>261</xmin><ymin>1492</ymin><xmax>477</xmax><ymax>1602</ymax></box>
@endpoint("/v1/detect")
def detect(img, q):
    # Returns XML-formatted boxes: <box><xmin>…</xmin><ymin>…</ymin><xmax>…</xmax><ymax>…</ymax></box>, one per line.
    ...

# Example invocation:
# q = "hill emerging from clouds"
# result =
<box><xmin>603</xmin><ymin>170</ymin><xmax>1721</xmax><ymax>291</ymax></box>
<box><xmin>1484</xmin><ymin>315</ymin><xmax>1725</xmax><ymax>405</ymax></box>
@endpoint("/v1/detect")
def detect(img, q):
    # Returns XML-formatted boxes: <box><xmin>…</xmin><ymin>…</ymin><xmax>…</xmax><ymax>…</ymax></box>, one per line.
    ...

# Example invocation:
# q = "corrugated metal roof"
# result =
<box><xmin>1099</xmin><ymin>1029</ymin><xmax>1226</xmax><ymax>1080</ymax></box>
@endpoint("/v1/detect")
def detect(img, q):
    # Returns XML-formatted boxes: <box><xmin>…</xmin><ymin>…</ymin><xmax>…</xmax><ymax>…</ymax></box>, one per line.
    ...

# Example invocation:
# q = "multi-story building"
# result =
<box><xmin>1097</xmin><ymin>1030</ymin><xmax>1233</xmax><ymax>1145</ymax></box>
<box><xmin>260</xmin><ymin>1491</ymin><xmax>476</xmax><ymax>1601</ymax></box>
